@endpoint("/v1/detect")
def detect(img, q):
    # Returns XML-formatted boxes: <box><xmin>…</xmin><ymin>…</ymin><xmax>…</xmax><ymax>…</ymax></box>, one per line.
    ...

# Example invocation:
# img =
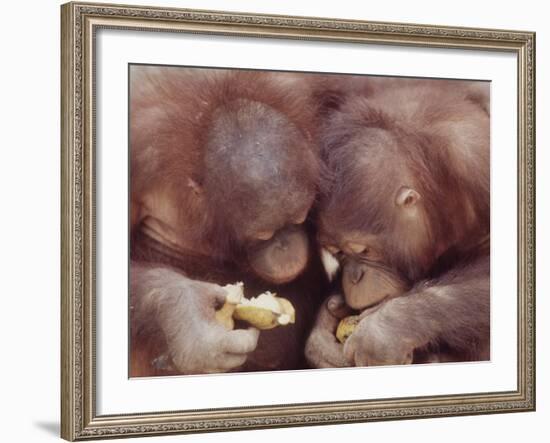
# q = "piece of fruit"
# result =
<box><xmin>234</xmin><ymin>291</ymin><xmax>295</xmax><ymax>330</ymax></box>
<box><xmin>215</xmin><ymin>283</ymin><xmax>295</xmax><ymax>330</ymax></box>
<box><xmin>336</xmin><ymin>315</ymin><xmax>361</xmax><ymax>343</ymax></box>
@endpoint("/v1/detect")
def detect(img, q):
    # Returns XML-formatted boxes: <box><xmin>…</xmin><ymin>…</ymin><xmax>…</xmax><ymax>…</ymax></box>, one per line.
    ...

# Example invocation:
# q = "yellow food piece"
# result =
<box><xmin>234</xmin><ymin>291</ymin><xmax>296</xmax><ymax>330</ymax></box>
<box><xmin>215</xmin><ymin>284</ymin><xmax>295</xmax><ymax>330</ymax></box>
<box><xmin>336</xmin><ymin>315</ymin><xmax>361</xmax><ymax>343</ymax></box>
<box><xmin>276</xmin><ymin>297</ymin><xmax>296</xmax><ymax>324</ymax></box>
<box><xmin>233</xmin><ymin>305</ymin><xmax>281</xmax><ymax>329</ymax></box>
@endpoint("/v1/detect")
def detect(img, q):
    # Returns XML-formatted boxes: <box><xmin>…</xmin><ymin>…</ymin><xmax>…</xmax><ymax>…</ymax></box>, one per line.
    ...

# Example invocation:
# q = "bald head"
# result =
<box><xmin>204</xmin><ymin>99</ymin><xmax>318</xmax><ymax>240</ymax></box>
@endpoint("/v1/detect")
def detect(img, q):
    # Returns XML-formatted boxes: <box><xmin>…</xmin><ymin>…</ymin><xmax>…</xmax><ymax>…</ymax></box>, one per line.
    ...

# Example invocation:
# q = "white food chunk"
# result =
<box><xmin>223</xmin><ymin>282</ymin><xmax>244</xmax><ymax>304</ymax></box>
<box><xmin>277</xmin><ymin>314</ymin><xmax>291</xmax><ymax>325</ymax></box>
<box><xmin>239</xmin><ymin>291</ymin><xmax>281</xmax><ymax>314</ymax></box>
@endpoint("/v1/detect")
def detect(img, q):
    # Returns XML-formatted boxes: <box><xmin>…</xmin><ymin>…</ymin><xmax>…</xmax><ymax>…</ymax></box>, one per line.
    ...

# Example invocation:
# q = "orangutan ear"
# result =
<box><xmin>395</xmin><ymin>186</ymin><xmax>421</xmax><ymax>208</ymax></box>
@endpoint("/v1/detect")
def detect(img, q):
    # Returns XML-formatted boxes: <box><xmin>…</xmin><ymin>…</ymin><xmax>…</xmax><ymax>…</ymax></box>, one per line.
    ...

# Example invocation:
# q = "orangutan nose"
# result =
<box><xmin>276</xmin><ymin>237</ymin><xmax>288</xmax><ymax>251</ymax></box>
<box><xmin>349</xmin><ymin>264</ymin><xmax>365</xmax><ymax>285</ymax></box>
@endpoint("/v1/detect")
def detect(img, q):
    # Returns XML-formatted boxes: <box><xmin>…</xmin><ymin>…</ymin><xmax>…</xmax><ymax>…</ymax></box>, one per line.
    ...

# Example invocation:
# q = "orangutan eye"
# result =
<box><xmin>255</xmin><ymin>230</ymin><xmax>275</xmax><ymax>241</ymax></box>
<box><xmin>325</xmin><ymin>245</ymin><xmax>340</xmax><ymax>255</ymax></box>
<box><xmin>348</xmin><ymin>243</ymin><xmax>367</xmax><ymax>254</ymax></box>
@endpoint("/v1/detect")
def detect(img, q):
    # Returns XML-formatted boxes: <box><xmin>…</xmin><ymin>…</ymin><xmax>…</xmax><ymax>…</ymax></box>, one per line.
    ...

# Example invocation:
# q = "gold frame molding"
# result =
<box><xmin>60</xmin><ymin>2</ymin><xmax>536</xmax><ymax>440</ymax></box>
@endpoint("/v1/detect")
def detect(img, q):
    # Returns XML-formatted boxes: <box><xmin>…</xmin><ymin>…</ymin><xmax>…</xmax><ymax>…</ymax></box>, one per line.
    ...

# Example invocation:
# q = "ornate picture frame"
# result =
<box><xmin>61</xmin><ymin>1</ymin><xmax>535</xmax><ymax>440</ymax></box>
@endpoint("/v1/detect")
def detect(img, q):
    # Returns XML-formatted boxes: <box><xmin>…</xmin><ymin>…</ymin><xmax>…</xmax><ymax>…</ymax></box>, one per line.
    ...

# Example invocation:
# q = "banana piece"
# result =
<box><xmin>234</xmin><ymin>292</ymin><xmax>295</xmax><ymax>330</ymax></box>
<box><xmin>215</xmin><ymin>283</ymin><xmax>295</xmax><ymax>330</ymax></box>
<box><xmin>336</xmin><ymin>315</ymin><xmax>361</xmax><ymax>343</ymax></box>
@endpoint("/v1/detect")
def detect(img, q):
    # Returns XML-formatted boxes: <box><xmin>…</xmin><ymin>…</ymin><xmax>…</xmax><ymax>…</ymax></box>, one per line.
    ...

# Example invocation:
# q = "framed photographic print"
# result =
<box><xmin>61</xmin><ymin>1</ymin><xmax>536</xmax><ymax>440</ymax></box>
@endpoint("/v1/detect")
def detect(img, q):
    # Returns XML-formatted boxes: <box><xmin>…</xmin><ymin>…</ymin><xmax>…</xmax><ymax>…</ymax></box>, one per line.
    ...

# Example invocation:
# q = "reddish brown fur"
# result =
<box><xmin>318</xmin><ymin>78</ymin><xmax>489</xmax><ymax>280</ymax></box>
<box><xmin>131</xmin><ymin>67</ymin><xmax>319</xmax><ymax>251</ymax></box>
<box><xmin>306</xmin><ymin>76</ymin><xmax>490</xmax><ymax>367</ymax></box>
<box><xmin>130</xmin><ymin>66</ymin><xmax>326</xmax><ymax>376</ymax></box>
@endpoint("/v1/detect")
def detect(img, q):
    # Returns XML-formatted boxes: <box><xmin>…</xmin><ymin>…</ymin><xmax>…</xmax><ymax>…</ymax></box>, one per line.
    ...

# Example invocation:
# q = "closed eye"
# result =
<box><xmin>255</xmin><ymin>230</ymin><xmax>275</xmax><ymax>241</ymax></box>
<box><xmin>348</xmin><ymin>243</ymin><xmax>367</xmax><ymax>254</ymax></box>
